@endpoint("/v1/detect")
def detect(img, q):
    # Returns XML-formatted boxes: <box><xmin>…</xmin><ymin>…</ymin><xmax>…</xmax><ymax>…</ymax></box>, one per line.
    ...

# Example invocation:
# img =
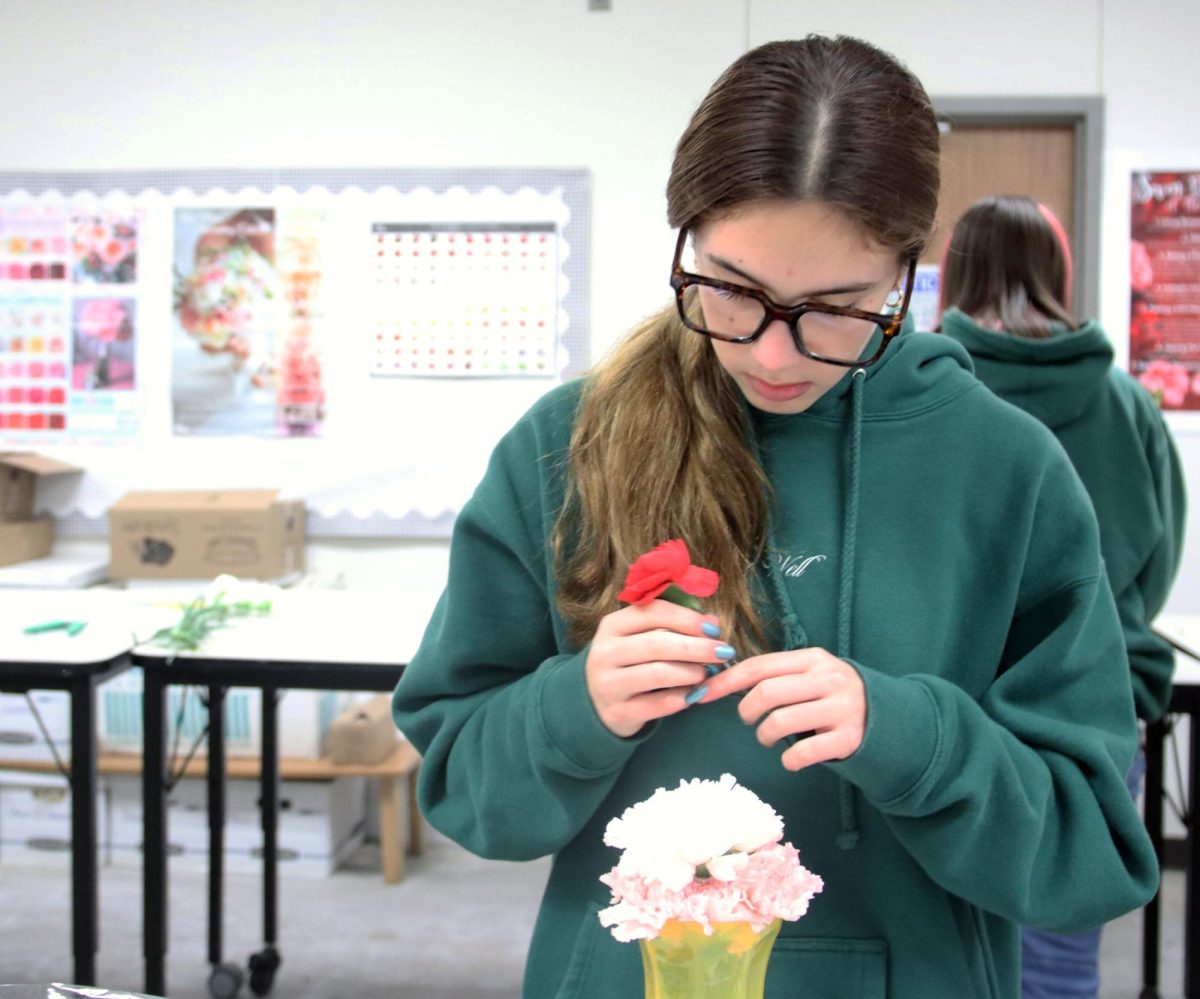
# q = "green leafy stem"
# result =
<box><xmin>138</xmin><ymin>593</ymin><xmax>272</xmax><ymax>660</ymax></box>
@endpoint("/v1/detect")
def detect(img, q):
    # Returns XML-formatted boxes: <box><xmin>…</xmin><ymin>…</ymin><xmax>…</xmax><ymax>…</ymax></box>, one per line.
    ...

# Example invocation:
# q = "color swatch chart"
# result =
<box><xmin>0</xmin><ymin>200</ymin><xmax>69</xmax><ymax>282</ymax></box>
<box><xmin>0</xmin><ymin>291</ymin><xmax>70</xmax><ymax>431</ymax></box>
<box><xmin>369</xmin><ymin>222</ymin><xmax>559</xmax><ymax>377</ymax></box>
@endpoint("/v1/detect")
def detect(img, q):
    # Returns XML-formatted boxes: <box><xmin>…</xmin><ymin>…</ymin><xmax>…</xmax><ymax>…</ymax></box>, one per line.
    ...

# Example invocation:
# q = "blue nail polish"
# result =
<box><xmin>705</xmin><ymin>663</ymin><xmax>720</xmax><ymax>677</ymax></box>
<box><xmin>684</xmin><ymin>684</ymin><xmax>708</xmax><ymax>706</ymax></box>
<box><xmin>715</xmin><ymin>644</ymin><xmax>736</xmax><ymax>661</ymax></box>
<box><xmin>701</xmin><ymin>621</ymin><xmax>721</xmax><ymax>639</ymax></box>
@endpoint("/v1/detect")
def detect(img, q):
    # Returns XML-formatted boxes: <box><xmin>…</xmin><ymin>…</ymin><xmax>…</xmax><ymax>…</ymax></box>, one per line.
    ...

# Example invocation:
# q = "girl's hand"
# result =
<box><xmin>700</xmin><ymin>648</ymin><xmax>866</xmax><ymax>770</ymax></box>
<box><xmin>586</xmin><ymin>602</ymin><xmax>733</xmax><ymax>738</ymax></box>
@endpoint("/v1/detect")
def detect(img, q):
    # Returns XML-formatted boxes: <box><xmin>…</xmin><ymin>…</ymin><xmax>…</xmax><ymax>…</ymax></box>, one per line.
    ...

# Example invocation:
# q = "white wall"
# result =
<box><xmin>4</xmin><ymin>0</ymin><xmax>1200</xmax><ymax>609</ymax></box>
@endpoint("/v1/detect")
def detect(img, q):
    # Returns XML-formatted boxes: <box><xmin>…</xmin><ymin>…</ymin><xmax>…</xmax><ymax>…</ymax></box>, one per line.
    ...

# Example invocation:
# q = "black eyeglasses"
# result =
<box><xmin>669</xmin><ymin>228</ymin><xmax>916</xmax><ymax>367</ymax></box>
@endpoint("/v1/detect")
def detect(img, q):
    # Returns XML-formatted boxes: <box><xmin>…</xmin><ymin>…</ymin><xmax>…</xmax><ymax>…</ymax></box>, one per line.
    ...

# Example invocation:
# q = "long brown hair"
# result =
<box><xmin>940</xmin><ymin>195</ymin><xmax>1077</xmax><ymax>338</ymax></box>
<box><xmin>552</xmin><ymin>36</ymin><xmax>941</xmax><ymax>649</ymax></box>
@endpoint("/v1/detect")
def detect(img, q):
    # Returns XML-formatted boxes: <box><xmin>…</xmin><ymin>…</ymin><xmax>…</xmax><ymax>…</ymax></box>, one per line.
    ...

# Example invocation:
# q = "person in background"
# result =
<box><xmin>394</xmin><ymin>39</ymin><xmax>1158</xmax><ymax>998</ymax></box>
<box><xmin>939</xmin><ymin>193</ymin><xmax>1186</xmax><ymax>999</ymax></box>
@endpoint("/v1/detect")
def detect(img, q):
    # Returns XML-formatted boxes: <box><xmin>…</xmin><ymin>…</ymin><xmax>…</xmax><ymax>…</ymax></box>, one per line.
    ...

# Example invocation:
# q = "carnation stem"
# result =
<box><xmin>660</xmin><ymin>583</ymin><xmax>703</xmax><ymax>612</ymax></box>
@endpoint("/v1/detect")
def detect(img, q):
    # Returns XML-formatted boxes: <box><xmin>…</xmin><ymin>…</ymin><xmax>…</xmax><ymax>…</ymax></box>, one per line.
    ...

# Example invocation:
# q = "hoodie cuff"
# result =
<box><xmin>533</xmin><ymin>647</ymin><xmax>653</xmax><ymax>777</ymax></box>
<box><xmin>827</xmin><ymin>663</ymin><xmax>942</xmax><ymax>806</ymax></box>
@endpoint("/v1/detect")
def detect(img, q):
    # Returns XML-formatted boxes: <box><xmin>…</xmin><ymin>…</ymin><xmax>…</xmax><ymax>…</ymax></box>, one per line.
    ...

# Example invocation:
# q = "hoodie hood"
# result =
<box><xmin>802</xmin><ymin>317</ymin><xmax>979</xmax><ymax>421</ymax></box>
<box><xmin>939</xmin><ymin>307</ymin><xmax>1113</xmax><ymax>431</ymax></box>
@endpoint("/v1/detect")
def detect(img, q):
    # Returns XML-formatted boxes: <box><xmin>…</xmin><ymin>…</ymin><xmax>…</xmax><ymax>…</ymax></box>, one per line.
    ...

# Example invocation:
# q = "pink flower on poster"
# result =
<box><xmin>1130</xmin><ymin>240</ymin><xmax>1155</xmax><ymax>293</ymax></box>
<box><xmin>1138</xmin><ymin>358</ymin><xmax>1190</xmax><ymax>408</ymax></box>
<box><xmin>72</xmin><ymin>213</ymin><xmax>138</xmax><ymax>284</ymax></box>
<box><xmin>77</xmin><ymin>298</ymin><xmax>132</xmax><ymax>343</ymax></box>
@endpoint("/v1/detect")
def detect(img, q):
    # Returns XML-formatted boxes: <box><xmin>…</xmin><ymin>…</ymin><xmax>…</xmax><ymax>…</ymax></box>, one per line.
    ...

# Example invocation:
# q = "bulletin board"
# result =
<box><xmin>0</xmin><ymin>167</ymin><xmax>590</xmax><ymax>536</ymax></box>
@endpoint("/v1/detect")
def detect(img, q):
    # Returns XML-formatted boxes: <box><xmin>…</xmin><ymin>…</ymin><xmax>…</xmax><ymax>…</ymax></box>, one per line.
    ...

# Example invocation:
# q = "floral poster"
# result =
<box><xmin>172</xmin><ymin>206</ymin><xmax>281</xmax><ymax>435</ymax></box>
<box><xmin>1129</xmin><ymin>171</ymin><xmax>1200</xmax><ymax>409</ymax></box>
<box><xmin>0</xmin><ymin>197</ymin><xmax>142</xmax><ymax>440</ymax></box>
<box><xmin>172</xmin><ymin>205</ymin><xmax>328</xmax><ymax>437</ymax></box>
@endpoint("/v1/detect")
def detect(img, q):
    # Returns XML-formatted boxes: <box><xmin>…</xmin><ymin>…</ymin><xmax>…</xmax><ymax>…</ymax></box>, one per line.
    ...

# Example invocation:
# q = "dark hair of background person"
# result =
<box><xmin>552</xmin><ymin>35</ymin><xmax>942</xmax><ymax>650</ymax></box>
<box><xmin>940</xmin><ymin>194</ymin><xmax>1078</xmax><ymax>339</ymax></box>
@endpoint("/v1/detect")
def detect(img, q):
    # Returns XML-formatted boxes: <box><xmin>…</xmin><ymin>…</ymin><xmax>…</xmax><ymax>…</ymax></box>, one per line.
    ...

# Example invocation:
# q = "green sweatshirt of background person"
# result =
<box><xmin>941</xmin><ymin>307</ymin><xmax>1187</xmax><ymax>722</ymax></box>
<box><xmin>393</xmin><ymin>328</ymin><xmax>1157</xmax><ymax>999</ymax></box>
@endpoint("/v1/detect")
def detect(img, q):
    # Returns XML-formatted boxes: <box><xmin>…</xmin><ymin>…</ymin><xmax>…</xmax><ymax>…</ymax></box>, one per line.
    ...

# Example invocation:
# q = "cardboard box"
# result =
<box><xmin>0</xmin><ymin>519</ymin><xmax>54</xmax><ymax>569</ymax></box>
<box><xmin>107</xmin><ymin>488</ymin><xmax>305</xmax><ymax>581</ymax></box>
<box><xmin>330</xmin><ymin>694</ymin><xmax>399</xmax><ymax>765</ymax></box>
<box><xmin>0</xmin><ymin>452</ymin><xmax>81</xmax><ymax>568</ymax></box>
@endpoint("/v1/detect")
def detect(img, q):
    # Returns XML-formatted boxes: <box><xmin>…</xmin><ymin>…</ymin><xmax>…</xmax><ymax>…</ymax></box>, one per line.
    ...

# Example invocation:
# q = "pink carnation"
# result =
<box><xmin>600</xmin><ymin>842</ymin><xmax>823</xmax><ymax>942</ymax></box>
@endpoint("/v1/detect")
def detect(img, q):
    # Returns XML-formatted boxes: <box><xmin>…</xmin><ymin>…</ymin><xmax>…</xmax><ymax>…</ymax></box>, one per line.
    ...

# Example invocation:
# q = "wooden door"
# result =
<box><xmin>928</xmin><ymin>123</ymin><xmax>1076</xmax><ymax>267</ymax></box>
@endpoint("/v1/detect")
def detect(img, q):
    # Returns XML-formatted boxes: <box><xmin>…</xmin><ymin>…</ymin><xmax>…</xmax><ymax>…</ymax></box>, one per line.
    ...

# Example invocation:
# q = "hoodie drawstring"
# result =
<box><xmin>754</xmin><ymin>368</ymin><xmax>867</xmax><ymax>850</ymax></box>
<box><xmin>834</xmin><ymin>368</ymin><xmax>867</xmax><ymax>851</ymax></box>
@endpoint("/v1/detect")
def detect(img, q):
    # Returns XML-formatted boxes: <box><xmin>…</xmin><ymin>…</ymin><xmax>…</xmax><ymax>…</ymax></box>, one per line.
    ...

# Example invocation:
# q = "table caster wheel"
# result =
<box><xmin>208</xmin><ymin>962</ymin><xmax>243</xmax><ymax>999</ymax></box>
<box><xmin>248</xmin><ymin>945</ymin><xmax>282</xmax><ymax>995</ymax></box>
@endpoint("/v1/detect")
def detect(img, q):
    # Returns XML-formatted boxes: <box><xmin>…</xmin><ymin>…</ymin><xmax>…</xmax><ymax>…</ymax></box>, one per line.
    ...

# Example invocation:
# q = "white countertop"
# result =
<box><xmin>1154</xmin><ymin>613</ymin><xmax>1200</xmax><ymax>686</ymax></box>
<box><xmin>2</xmin><ymin>588</ymin><xmax>172</xmax><ymax>666</ymax></box>
<box><xmin>128</xmin><ymin>586</ymin><xmax>442</xmax><ymax>666</ymax></box>
<box><xmin>3</xmin><ymin>585</ymin><xmax>442</xmax><ymax>668</ymax></box>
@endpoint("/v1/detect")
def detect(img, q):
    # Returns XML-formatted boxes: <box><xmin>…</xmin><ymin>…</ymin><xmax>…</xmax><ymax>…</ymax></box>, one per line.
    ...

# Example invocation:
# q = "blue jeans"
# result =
<box><xmin>1020</xmin><ymin>749</ymin><xmax>1147</xmax><ymax>999</ymax></box>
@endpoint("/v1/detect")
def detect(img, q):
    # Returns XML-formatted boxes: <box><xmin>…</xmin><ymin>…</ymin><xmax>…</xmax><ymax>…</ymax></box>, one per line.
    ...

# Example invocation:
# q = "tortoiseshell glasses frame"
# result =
<box><xmin>669</xmin><ymin>227</ymin><xmax>917</xmax><ymax>367</ymax></box>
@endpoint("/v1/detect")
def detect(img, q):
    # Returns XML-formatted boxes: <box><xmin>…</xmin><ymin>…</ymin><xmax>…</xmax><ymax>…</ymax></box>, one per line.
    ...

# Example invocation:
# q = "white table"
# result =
<box><xmin>1146</xmin><ymin>614</ymin><xmax>1200</xmax><ymax>999</ymax></box>
<box><xmin>0</xmin><ymin>589</ymin><xmax>170</xmax><ymax>986</ymax></box>
<box><xmin>130</xmin><ymin>587</ymin><xmax>439</xmax><ymax>998</ymax></box>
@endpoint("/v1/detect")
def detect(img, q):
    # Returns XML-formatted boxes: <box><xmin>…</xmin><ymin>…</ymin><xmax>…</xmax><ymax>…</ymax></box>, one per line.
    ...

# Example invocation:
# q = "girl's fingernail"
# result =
<box><xmin>715</xmin><ymin>644</ymin><xmax>736</xmax><ymax>661</ymax></box>
<box><xmin>701</xmin><ymin>621</ymin><xmax>721</xmax><ymax>639</ymax></box>
<box><xmin>684</xmin><ymin>684</ymin><xmax>708</xmax><ymax>706</ymax></box>
<box><xmin>704</xmin><ymin>663</ymin><xmax>720</xmax><ymax>677</ymax></box>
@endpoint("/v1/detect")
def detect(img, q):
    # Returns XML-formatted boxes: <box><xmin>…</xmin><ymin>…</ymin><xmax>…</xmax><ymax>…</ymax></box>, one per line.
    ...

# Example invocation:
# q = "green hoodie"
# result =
<box><xmin>393</xmin><ymin>329</ymin><xmax>1157</xmax><ymax>999</ymax></box>
<box><xmin>940</xmin><ymin>307</ymin><xmax>1186</xmax><ymax>721</ymax></box>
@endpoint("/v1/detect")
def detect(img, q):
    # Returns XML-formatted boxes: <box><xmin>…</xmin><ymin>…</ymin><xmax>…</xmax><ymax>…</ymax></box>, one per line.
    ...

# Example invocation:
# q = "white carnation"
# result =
<box><xmin>603</xmin><ymin>774</ymin><xmax>784</xmax><ymax>892</ymax></box>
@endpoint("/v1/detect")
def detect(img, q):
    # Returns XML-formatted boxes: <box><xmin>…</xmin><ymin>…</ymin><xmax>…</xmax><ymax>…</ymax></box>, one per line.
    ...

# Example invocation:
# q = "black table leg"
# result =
<box><xmin>208</xmin><ymin>685</ymin><xmax>227</xmax><ymax>969</ymax></box>
<box><xmin>69</xmin><ymin>674</ymin><xmax>99</xmax><ymax>986</ymax></box>
<box><xmin>143</xmin><ymin>669</ymin><xmax>169</xmax><ymax>997</ymax></box>
<box><xmin>262</xmin><ymin>684</ymin><xmax>279</xmax><ymax>949</ymax></box>
<box><xmin>1187</xmin><ymin>715</ymin><xmax>1199</xmax><ymax>999</ymax></box>
<box><xmin>1143</xmin><ymin>718</ymin><xmax>1165</xmax><ymax>999</ymax></box>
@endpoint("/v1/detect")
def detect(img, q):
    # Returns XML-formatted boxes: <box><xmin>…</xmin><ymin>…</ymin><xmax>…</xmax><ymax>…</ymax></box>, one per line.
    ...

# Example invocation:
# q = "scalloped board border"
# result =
<box><xmin>0</xmin><ymin>166</ymin><xmax>590</xmax><ymax>539</ymax></box>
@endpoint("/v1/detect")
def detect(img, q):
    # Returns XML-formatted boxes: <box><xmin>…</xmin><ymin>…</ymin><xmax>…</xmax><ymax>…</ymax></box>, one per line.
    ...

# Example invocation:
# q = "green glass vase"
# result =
<box><xmin>638</xmin><ymin>918</ymin><xmax>782</xmax><ymax>999</ymax></box>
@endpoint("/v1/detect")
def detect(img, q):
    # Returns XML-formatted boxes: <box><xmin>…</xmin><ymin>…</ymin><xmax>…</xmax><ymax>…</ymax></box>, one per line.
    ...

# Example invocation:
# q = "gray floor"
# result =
<box><xmin>0</xmin><ymin>826</ymin><xmax>1187</xmax><ymax>998</ymax></box>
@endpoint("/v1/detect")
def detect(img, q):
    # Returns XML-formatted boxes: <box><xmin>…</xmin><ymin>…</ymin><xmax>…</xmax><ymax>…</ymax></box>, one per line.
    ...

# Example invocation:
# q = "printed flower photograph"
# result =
<box><xmin>71</xmin><ymin>211</ymin><xmax>138</xmax><ymax>284</ymax></box>
<box><xmin>173</xmin><ymin>211</ymin><xmax>279</xmax><ymax>354</ymax></box>
<box><xmin>171</xmin><ymin>207</ymin><xmax>280</xmax><ymax>435</ymax></box>
<box><xmin>71</xmin><ymin>296</ymin><xmax>135</xmax><ymax>391</ymax></box>
<box><xmin>1136</xmin><ymin>358</ymin><xmax>1191</xmax><ymax>409</ymax></box>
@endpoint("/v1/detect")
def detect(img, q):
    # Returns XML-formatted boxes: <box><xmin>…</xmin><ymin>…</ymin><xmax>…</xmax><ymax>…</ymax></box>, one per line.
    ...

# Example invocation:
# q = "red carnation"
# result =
<box><xmin>617</xmin><ymin>539</ymin><xmax>719</xmax><ymax>609</ymax></box>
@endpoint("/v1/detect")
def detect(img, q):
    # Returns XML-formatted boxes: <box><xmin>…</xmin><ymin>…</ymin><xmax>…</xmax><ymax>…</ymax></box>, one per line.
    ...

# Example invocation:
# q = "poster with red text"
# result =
<box><xmin>1130</xmin><ymin>171</ymin><xmax>1200</xmax><ymax>409</ymax></box>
